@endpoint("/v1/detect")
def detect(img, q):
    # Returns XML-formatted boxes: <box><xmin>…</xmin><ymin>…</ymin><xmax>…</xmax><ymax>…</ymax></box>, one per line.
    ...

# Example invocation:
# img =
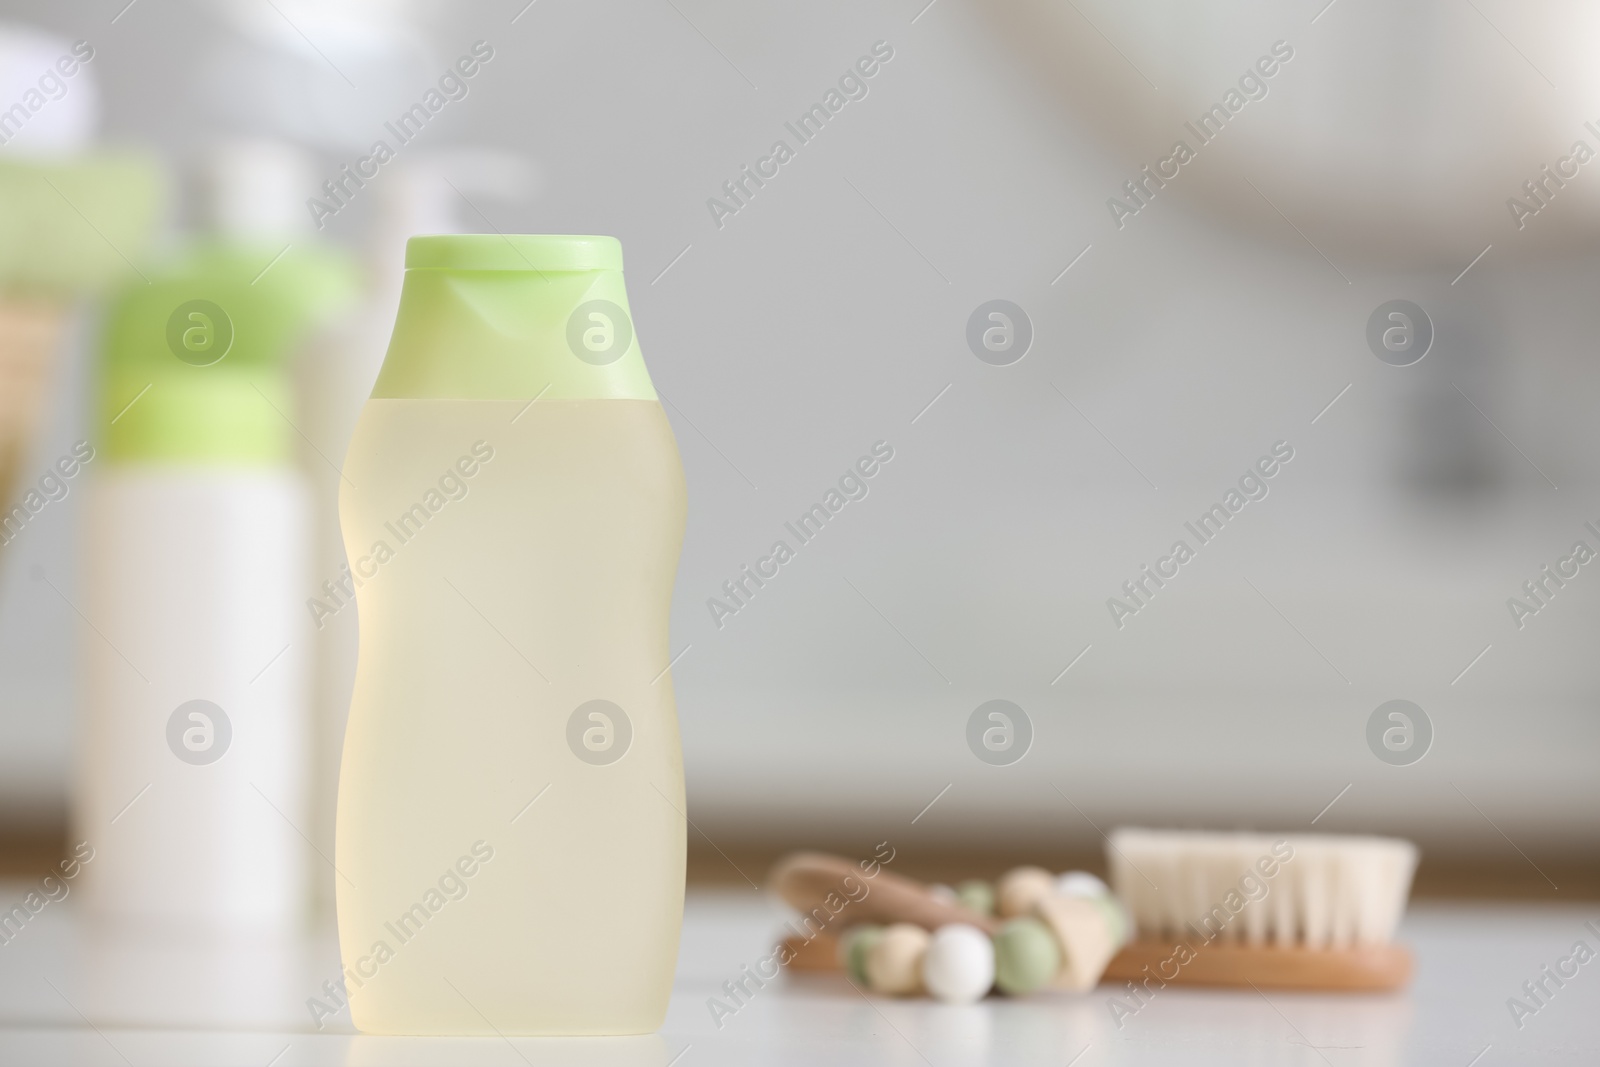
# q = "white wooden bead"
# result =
<box><xmin>1056</xmin><ymin>870</ymin><xmax>1110</xmax><ymax>898</ymax></box>
<box><xmin>921</xmin><ymin>923</ymin><xmax>995</xmax><ymax>1004</ymax></box>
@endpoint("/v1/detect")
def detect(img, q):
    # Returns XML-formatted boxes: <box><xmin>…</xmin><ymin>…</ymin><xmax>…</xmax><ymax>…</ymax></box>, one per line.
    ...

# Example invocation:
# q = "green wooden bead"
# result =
<box><xmin>993</xmin><ymin>917</ymin><xmax>1061</xmax><ymax>995</ymax></box>
<box><xmin>955</xmin><ymin>879</ymin><xmax>995</xmax><ymax>916</ymax></box>
<box><xmin>839</xmin><ymin>924</ymin><xmax>884</xmax><ymax>985</ymax></box>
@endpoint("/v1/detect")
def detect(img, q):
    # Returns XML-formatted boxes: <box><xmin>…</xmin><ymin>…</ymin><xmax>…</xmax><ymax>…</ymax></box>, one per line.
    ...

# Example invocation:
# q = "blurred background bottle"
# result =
<box><xmin>0</xmin><ymin>24</ymin><xmax>158</xmax><ymax>543</ymax></box>
<box><xmin>72</xmin><ymin>141</ymin><xmax>356</xmax><ymax>930</ymax></box>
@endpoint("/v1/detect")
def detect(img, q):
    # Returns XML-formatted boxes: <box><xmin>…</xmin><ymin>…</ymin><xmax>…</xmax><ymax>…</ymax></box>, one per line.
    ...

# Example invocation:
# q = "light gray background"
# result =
<box><xmin>2</xmin><ymin>0</ymin><xmax>1596</xmax><ymax>862</ymax></box>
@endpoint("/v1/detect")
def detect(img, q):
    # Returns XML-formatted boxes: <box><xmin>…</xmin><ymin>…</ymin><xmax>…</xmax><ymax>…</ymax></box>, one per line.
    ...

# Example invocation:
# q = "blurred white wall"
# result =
<box><xmin>2</xmin><ymin>0</ymin><xmax>1596</xmax><ymax>860</ymax></box>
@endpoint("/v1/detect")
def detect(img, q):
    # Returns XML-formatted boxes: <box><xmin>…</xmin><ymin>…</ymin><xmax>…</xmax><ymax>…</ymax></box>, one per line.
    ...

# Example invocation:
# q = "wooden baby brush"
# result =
<box><xmin>0</xmin><ymin>156</ymin><xmax>161</xmax><ymax>535</ymax></box>
<box><xmin>1101</xmin><ymin>829</ymin><xmax>1417</xmax><ymax>991</ymax></box>
<box><xmin>0</xmin><ymin>298</ymin><xmax>66</xmax><ymax>514</ymax></box>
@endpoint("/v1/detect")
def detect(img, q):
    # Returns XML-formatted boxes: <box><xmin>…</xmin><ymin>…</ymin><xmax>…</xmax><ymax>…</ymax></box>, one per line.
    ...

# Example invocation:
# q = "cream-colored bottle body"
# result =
<box><xmin>335</xmin><ymin>397</ymin><xmax>686</xmax><ymax>1035</ymax></box>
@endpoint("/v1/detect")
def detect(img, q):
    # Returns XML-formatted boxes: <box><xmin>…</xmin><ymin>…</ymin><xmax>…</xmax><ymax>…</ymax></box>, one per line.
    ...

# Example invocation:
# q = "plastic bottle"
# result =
<box><xmin>74</xmin><ymin>239</ymin><xmax>354</xmax><ymax>931</ymax></box>
<box><xmin>335</xmin><ymin>234</ymin><xmax>687</xmax><ymax>1035</ymax></box>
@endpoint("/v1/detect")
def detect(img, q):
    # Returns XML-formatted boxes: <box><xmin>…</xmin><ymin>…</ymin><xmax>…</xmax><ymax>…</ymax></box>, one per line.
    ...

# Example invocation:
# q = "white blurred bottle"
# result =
<box><xmin>73</xmin><ymin>142</ymin><xmax>354</xmax><ymax>930</ymax></box>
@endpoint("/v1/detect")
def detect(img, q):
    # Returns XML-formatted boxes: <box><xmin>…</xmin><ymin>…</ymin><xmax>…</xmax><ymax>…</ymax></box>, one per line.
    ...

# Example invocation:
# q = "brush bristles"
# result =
<box><xmin>1107</xmin><ymin>829</ymin><xmax>1418</xmax><ymax>949</ymax></box>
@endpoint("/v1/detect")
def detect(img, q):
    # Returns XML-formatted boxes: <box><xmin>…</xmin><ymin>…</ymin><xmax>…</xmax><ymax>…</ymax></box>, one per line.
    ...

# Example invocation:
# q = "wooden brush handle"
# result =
<box><xmin>1103</xmin><ymin>939</ymin><xmax>1413</xmax><ymax>991</ymax></box>
<box><xmin>768</xmin><ymin>852</ymin><xmax>1001</xmax><ymax>935</ymax></box>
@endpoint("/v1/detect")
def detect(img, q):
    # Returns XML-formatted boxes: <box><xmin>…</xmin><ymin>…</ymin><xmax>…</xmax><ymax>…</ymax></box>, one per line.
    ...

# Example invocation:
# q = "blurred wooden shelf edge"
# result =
<box><xmin>3</xmin><ymin>831</ymin><xmax>1592</xmax><ymax>900</ymax></box>
<box><xmin>683</xmin><ymin>838</ymin><xmax>1600</xmax><ymax>901</ymax></box>
<box><xmin>0</xmin><ymin>831</ymin><xmax>70</xmax><ymax>881</ymax></box>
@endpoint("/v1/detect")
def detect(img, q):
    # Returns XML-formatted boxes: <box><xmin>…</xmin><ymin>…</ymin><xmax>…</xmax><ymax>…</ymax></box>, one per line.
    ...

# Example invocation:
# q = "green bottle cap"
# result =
<box><xmin>404</xmin><ymin>233</ymin><xmax>624</xmax><ymax>273</ymax></box>
<box><xmin>99</xmin><ymin>241</ymin><xmax>358</xmax><ymax>465</ymax></box>
<box><xmin>372</xmin><ymin>234</ymin><xmax>657</xmax><ymax>402</ymax></box>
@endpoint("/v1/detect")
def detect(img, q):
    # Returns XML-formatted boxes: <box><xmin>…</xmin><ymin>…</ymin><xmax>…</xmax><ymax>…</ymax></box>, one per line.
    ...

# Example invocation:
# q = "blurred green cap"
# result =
<box><xmin>99</xmin><ymin>241</ymin><xmax>358</xmax><ymax>465</ymax></box>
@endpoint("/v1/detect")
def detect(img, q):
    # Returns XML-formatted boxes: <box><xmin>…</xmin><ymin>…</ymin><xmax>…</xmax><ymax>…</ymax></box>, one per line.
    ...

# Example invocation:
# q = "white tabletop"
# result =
<box><xmin>0</xmin><ymin>886</ymin><xmax>1594</xmax><ymax>1066</ymax></box>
